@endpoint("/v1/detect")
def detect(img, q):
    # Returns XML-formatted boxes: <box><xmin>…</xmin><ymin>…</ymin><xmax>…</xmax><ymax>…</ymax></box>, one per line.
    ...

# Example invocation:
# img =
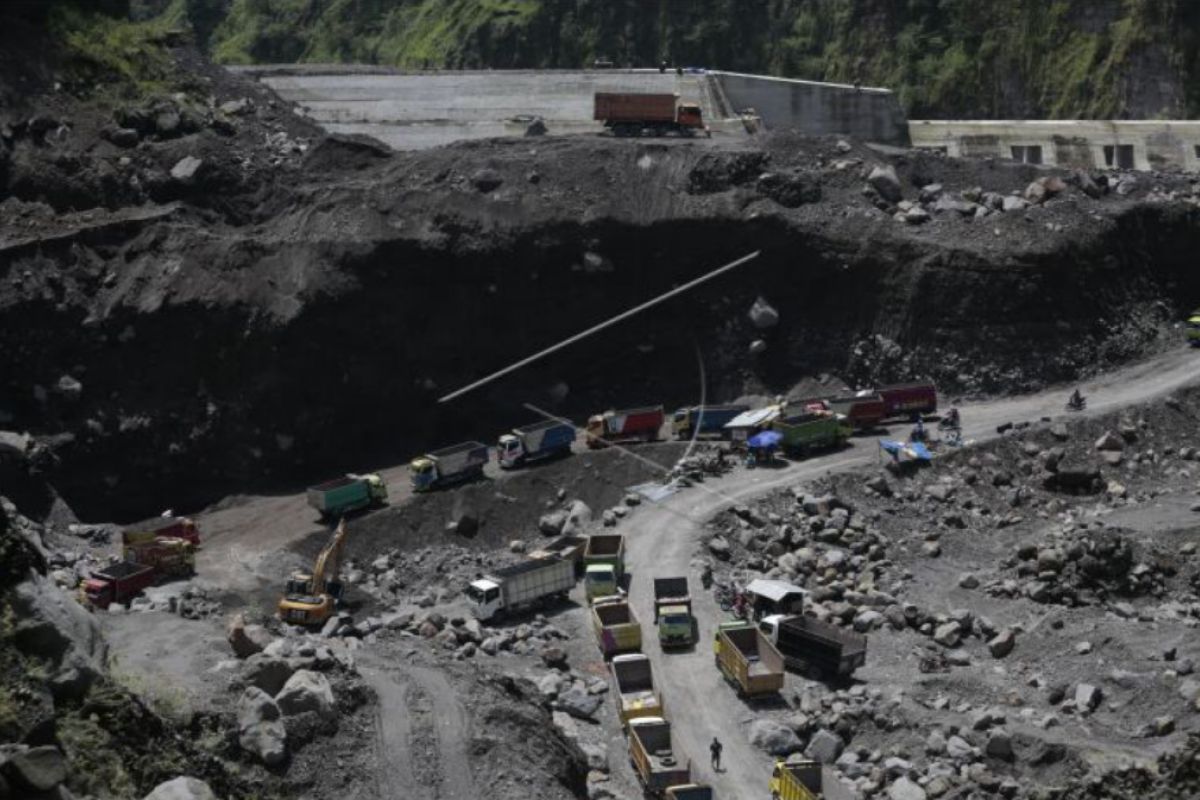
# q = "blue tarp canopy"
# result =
<box><xmin>879</xmin><ymin>440</ymin><xmax>932</xmax><ymax>461</ymax></box>
<box><xmin>748</xmin><ymin>430</ymin><xmax>783</xmax><ymax>449</ymax></box>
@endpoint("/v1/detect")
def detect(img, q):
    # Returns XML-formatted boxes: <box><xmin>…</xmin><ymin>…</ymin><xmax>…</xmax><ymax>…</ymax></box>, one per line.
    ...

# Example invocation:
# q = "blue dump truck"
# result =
<box><xmin>672</xmin><ymin>404</ymin><xmax>749</xmax><ymax>440</ymax></box>
<box><xmin>306</xmin><ymin>474</ymin><xmax>388</xmax><ymax>520</ymax></box>
<box><xmin>410</xmin><ymin>442</ymin><xmax>489</xmax><ymax>492</ymax></box>
<box><xmin>497</xmin><ymin>420</ymin><xmax>575</xmax><ymax>468</ymax></box>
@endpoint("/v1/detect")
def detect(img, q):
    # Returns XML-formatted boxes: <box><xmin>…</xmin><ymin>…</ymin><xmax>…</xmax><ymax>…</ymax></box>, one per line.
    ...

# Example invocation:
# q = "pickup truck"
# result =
<box><xmin>583</xmin><ymin>534</ymin><xmax>626</xmax><ymax>601</ymax></box>
<box><xmin>410</xmin><ymin>442</ymin><xmax>489</xmax><ymax>492</ymax></box>
<box><xmin>758</xmin><ymin>614</ymin><xmax>868</xmax><ymax>679</ymax></box>
<box><xmin>467</xmin><ymin>556</ymin><xmax>576</xmax><ymax>621</ymax></box>
<box><xmin>497</xmin><ymin>420</ymin><xmax>575</xmax><ymax>468</ymax></box>
<box><xmin>306</xmin><ymin>473</ymin><xmax>388</xmax><ymax>519</ymax></box>
<box><xmin>770</xmin><ymin>757</ymin><xmax>855</xmax><ymax>800</ymax></box>
<box><xmin>671</xmin><ymin>404</ymin><xmax>748</xmax><ymax>439</ymax></box>
<box><xmin>528</xmin><ymin>535</ymin><xmax>587</xmax><ymax>575</ymax></box>
<box><xmin>611</xmin><ymin>653</ymin><xmax>663</xmax><ymax>726</ymax></box>
<box><xmin>592</xmin><ymin>597</ymin><xmax>642</xmax><ymax>657</ymax></box>
<box><xmin>586</xmin><ymin>406</ymin><xmax>664</xmax><ymax>448</ymax></box>
<box><xmin>628</xmin><ymin>717</ymin><xmax>691</xmax><ymax>796</ymax></box>
<box><xmin>771</xmin><ymin>410</ymin><xmax>850</xmax><ymax>457</ymax></box>
<box><xmin>653</xmin><ymin>576</ymin><xmax>695</xmax><ymax>647</ymax></box>
<box><xmin>713</xmin><ymin>621</ymin><xmax>785</xmax><ymax>697</ymax></box>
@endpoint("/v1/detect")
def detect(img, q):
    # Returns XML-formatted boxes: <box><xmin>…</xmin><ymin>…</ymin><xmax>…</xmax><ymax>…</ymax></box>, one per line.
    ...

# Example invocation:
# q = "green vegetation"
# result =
<box><xmin>49</xmin><ymin>2</ymin><xmax>181</xmax><ymax>98</ymax></box>
<box><xmin>153</xmin><ymin>0</ymin><xmax>1200</xmax><ymax>119</ymax></box>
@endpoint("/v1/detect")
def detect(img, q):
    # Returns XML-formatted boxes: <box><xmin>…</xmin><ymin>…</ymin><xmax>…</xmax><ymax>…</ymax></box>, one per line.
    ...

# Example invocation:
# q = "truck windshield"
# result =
<box><xmin>466</xmin><ymin>585</ymin><xmax>486</xmax><ymax>603</ymax></box>
<box><xmin>663</xmin><ymin>614</ymin><xmax>690</xmax><ymax>627</ymax></box>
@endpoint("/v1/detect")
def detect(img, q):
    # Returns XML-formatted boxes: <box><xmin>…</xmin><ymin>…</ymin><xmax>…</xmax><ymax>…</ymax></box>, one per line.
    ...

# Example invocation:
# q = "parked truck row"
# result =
<box><xmin>83</xmin><ymin>517</ymin><xmax>200</xmax><ymax>609</ymax></box>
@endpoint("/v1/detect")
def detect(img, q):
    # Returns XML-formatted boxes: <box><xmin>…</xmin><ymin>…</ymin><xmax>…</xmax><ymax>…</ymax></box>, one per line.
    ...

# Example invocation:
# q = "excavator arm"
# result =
<box><xmin>309</xmin><ymin>518</ymin><xmax>346</xmax><ymax>595</ymax></box>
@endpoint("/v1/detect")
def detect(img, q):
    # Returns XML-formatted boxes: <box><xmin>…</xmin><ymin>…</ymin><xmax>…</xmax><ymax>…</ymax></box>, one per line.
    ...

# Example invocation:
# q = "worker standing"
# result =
<box><xmin>710</xmin><ymin>736</ymin><xmax>723</xmax><ymax>771</ymax></box>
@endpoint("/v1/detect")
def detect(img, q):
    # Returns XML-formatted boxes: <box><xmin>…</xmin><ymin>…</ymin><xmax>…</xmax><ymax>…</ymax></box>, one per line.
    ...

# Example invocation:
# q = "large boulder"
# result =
<box><xmin>242</xmin><ymin>655</ymin><xmax>296</xmax><ymax>696</ymax></box>
<box><xmin>3</xmin><ymin>745</ymin><xmax>67</xmax><ymax>791</ymax></box>
<box><xmin>143</xmin><ymin>777</ymin><xmax>219</xmax><ymax>800</ymax></box>
<box><xmin>275</xmin><ymin>670</ymin><xmax>336</xmax><ymax>723</ymax></box>
<box><xmin>237</xmin><ymin>687</ymin><xmax>287</xmax><ymax>766</ymax></box>
<box><xmin>805</xmin><ymin>729</ymin><xmax>844</xmax><ymax>764</ymax></box>
<box><xmin>748</xmin><ymin>296</ymin><xmax>781</xmax><ymax>329</ymax></box>
<box><xmin>560</xmin><ymin>501</ymin><xmax>593</xmax><ymax>536</ymax></box>
<box><xmin>867</xmin><ymin>164</ymin><xmax>902</xmax><ymax>202</ymax></box>
<box><xmin>10</xmin><ymin>572</ymin><xmax>105</xmax><ymax>698</ymax></box>
<box><xmin>748</xmin><ymin>719</ymin><xmax>802</xmax><ymax>756</ymax></box>
<box><xmin>538</xmin><ymin>510</ymin><xmax>568</xmax><ymax>536</ymax></box>
<box><xmin>227</xmin><ymin>613</ymin><xmax>274</xmax><ymax>659</ymax></box>
<box><xmin>554</xmin><ymin>687</ymin><xmax>602</xmax><ymax>720</ymax></box>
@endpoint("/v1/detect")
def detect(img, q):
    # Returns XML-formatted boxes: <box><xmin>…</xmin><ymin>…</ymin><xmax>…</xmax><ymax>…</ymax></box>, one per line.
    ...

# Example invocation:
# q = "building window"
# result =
<box><xmin>1103</xmin><ymin>144</ymin><xmax>1135</xmax><ymax>169</ymax></box>
<box><xmin>1011</xmin><ymin>145</ymin><xmax>1042</xmax><ymax>164</ymax></box>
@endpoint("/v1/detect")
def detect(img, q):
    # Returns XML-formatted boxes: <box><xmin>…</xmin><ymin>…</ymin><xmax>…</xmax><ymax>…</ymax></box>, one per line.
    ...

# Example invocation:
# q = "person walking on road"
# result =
<box><xmin>710</xmin><ymin>736</ymin><xmax>723</xmax><ymax>772</ymax></box>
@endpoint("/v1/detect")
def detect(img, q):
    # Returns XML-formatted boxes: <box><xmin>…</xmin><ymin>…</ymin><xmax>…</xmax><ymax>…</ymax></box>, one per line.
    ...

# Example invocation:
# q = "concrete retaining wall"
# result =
<box><xmin>712</xmin><ymin>71</ymin><xmax>909</xmax><ymax>145</ymax></box>
<box><xmin>910</xmin><ymin>120</ymin><xmax>1200</xmax><ymax>172</ymax></box>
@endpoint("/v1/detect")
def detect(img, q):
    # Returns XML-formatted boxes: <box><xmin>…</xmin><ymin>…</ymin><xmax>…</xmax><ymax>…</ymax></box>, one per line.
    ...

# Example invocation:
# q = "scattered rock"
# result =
<box><xmin>142</xmin><ymin>777</ymin><xmax>219</xmax><ymax>800</ymax></box>
<box><xmin>237</xmin><ymin>687</ymin><xmax>287</xmax><ymax>765</ymax></box>
<box><xmin>988</xmin><ymin>629</ymin><xmax>1016</xmax><ymax>659</ymax></box>
<box><xmin>889</xmin><ymin>776</ymin><xmax>928</xmax><ymax>800</ymax></box>
<box><xmin>748</xmin><ymin>296</ymin><xmax>780</xmax><ymax>329</ymax></box>
<box><xmin>868</xmin><ymin>164</ymin><xmax>902</xmax><ymax>202</ymax></box>
<box><xmin>471</xmin><ymin>168</ymin><xmax>503</xmax><ymax>192</ymax></box>
<box><xmin>5</xmin><ymin>746</ymin><xmax>67</xmax><ymax>791</ymax></box>
<box><xmin>170</xmin><ymin>155</ymin><xmax>203</xmax><ymax>183</ymax></box>
<box><xmin>275</xmin><ymin>670</ymin><xmax>336</xmax><ymax>723</ymax></box>
<box><xmin>805</xmin><ymin>728</ymin><xmax>844</xmax><ymax>764</ymax></box>
<box><xmin>748</xmin><ymin>718</ymin><xmax>802</xmax><ymax>756</ymax></box>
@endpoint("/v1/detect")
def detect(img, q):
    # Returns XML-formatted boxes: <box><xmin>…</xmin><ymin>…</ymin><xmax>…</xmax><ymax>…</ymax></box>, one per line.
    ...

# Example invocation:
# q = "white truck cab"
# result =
<box><xmin>497</xmin><ymin>434</ymin><xmax>524</xmax><ymax>468</ymax></box>
<box><xmin>467</xmin><ymin>578</ymin><xmax>503</xmax><ymax>620</ymax></box>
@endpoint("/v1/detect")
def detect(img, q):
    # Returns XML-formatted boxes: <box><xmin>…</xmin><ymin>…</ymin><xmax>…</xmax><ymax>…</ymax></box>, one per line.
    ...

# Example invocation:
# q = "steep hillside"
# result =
<box><xmin>158</xmin><ymin>0</ymin><xmax>1200</xmax><ymax>119</ymax></box>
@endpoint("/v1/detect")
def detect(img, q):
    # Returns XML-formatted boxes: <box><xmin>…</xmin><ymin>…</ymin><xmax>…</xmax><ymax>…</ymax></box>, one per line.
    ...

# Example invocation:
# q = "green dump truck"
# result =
<box><xmin>306</xmin><ymin>473</ymin><xmax>388</xmax><ymax>520</ymax></box>
<box><xmin>653</xmin><ymin>576</ymin><xmax>695</xmax><ymax>647</ymax></box>
<box><xmin>771</xmin><ymin>411</ymin><xmax>850</xmax><ymax>458</ymax></box>
<box><xmin>584</xmin><ymin>534</ymin><xmax>626</xmax><ymax>601</ymax></box>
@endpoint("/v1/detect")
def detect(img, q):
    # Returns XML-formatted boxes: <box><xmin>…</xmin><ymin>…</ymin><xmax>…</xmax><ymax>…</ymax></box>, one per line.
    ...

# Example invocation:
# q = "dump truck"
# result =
<box><xmin>497</xmin><ymin>420</ymin><xmax>575</xmax><ymax>468</ymax></box>
<box><xmin>306</xmin><ymin>473</ymin><xmax>388</xmax><ymax>519</ymax></box>
<box><xmin>467</xmin><ymin>556</ymin><xmax>575</xmax><ymax>622</ymax></box>
<box><xmin>583</xmin><ymin>533</ymin><xmax>626</xmax><ymax>600</ymax></box>
<box><xmin>592</xmin><ymin>597</ymin><xmax>642</xmax><ymax>657</ymax></box>
<box><xmin>877</xmin><ymin>382</ymin><xmax>938</xmax><ymax>419</ymax></box>
<box><xmin>122</xmin><ymin>536</ymin><xmax>195</xmax><ymax>578</ymax></box>
<box><xmin>528</xmin><ymin>534</ymin><xmax>587</xmax><ymax>575</ymax></box>
<box><xmin>665</xmin><ymin>787</ymin><xmax>713</xmax><ymax>800</ymax></box>
<box><xmin>124</xmin><ymin>515</ymin><xmax>200</xmax><ymax>547</ymax></box>
<box><xmin>770</xmin><ymin>757</ymin><xmax>856</xmax><ymax>800</ymax></box>
<box><xmin>611</xmin><ymin>653</ymin><xmax>663</xmax><ymax>725</ymax></box>
<box><xmin>594</xmin><ymin>92</ymin><xmax>708</xmax><ymax>138</ymax></box>
<box><xmin>410</xmin><ymin>441</ymin><xmax>489</xmax><ymax>492</ymax></box>
<box><xmin>653</xmin><ymin>576</ymin><xmax>695</xmax><ymax>647</ymax></box>
<box><xmin>671</xmin><ymin>404</ymin><xmax>748</xmax><ymax>439</ymax></box>
<box><xmin>771</xmin><ymin>411</ymin><xmax>850</xmax><ymax>457</ymax></box>
<box><xmin>629</xmin><ymin>717</ymin><xmax>691</xmax><ymax>795</ymax></box>
<box><xmin>1187</xmin><ymin>309</ymin><xmax>1200</xmax><ymax>346</ymax></box>
<box><xmin>82</xmin><ymin>562</ymin><xmax>158</xmax><ymax>609</ymax></box>
<box><xmin>714</xmin><ymin>622</ymin><xmax>785</xmax><ymax>697</ymax></box>
<box><xmin>758</xmin><ymin>614</ymin><xmax>868</xmax><ymax>679</ymax></box>
<box><xmin>586</xmin><ymin>406</ymin><xmax>664</xmax><ymax>448</ymax></box>
<box><xmin>824</xmin><ymin>394</ymin><xmax>886</xmax><ymax>432</ymax></box>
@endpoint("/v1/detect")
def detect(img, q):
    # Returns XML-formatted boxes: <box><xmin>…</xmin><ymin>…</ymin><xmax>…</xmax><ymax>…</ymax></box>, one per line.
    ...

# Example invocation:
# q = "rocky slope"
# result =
<box><xmin>160</xmin><ymin>0</ymin><xmax>1200</xmax><ymax>119</ymax></box>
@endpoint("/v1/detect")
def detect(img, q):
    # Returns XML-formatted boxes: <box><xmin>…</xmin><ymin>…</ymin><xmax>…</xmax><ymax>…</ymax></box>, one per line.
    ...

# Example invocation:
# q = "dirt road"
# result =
<box><xmin>619</xmin><ymin>345</ymin><xmax>1200</xmax><ymax>797</ymax></box>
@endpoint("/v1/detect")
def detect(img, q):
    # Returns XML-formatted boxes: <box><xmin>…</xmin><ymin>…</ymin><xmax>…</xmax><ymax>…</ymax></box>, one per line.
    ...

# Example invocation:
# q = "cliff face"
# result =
<box><xmin>170</xmin><ymin>0</ymin><xmax>1200</xmax><ymax>119</ymax></box>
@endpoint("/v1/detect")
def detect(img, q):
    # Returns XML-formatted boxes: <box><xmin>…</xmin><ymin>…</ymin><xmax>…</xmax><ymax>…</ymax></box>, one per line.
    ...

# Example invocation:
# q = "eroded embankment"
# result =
<box><xmin>4</xmin><ymin>132</ymin><xmax>1200</xmax><ymax>519</ymax></box>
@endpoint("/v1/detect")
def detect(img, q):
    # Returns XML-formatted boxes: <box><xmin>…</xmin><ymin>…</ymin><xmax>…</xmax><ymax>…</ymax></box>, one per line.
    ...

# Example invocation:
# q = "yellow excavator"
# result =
<box><xmin>278</xmin><ymin>518</ymin><xmax>347</xmax><ymax>626</ymax></box>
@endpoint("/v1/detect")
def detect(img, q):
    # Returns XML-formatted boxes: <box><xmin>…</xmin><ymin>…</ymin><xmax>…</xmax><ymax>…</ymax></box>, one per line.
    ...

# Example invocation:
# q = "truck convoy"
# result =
<box><xmin>758</xmin><ymin>614</ymin><xmax>868</xmax><ymax>679</ymax></box>
<box><xmin>586</xmin><ymin>406</ymin><xmax>664</xmax><ymax>448</ymax></box>
<box><xmin>653</xmin><ymin>577</ymin><xmax>695</xmax><ymax>647</ymax></box>
<box><xmin>713</xmin><ymin>621</ymin><xmax>786</xmax><ymax>697</ymax></box>
<box><xmin>592</xmin><ymin>597</ymin><xmax>642</xmax><ymax>657</ymax></box>
<box><xmin>467</xmin><ymin>556</ymin><xmax>575</xmax><ymax>621</ymax></box>
<box><xmin>410</xmin><ymin>441</ymin><xmax>489</xmax><ymax>492</ymax></box>
<box><xmin>611</xmin><ymin>653</ymin><xmax>664</xmax><ymax>725</ymax></box>
<box><xmin>628</xmin><ymin>717</ymin><xmax>691</xmax><ymax>795</ymax></box>
<box><xmin>497</xmin><ymin>420</ymin><xmax>575</xmax><ymax>468</ymax></box>
<box><xmin>278</xmin><ymin>519</ymin><xmax>348</xmax><ymax>626</ymax></box>
<box><xmin>306</xmin><ymin>473</ymin><xmax>388</xmax><ymax>519</ymax></box>
<box><xmin>671</xmin><ymin>404</ymin><xmax>748</xmax><ymax>439</ymax></box>
<box><xmin>583</xmin><ymin>534</ymin><xmax>626</xmax><ymax>601</ymax></box>
<box><xmin>593</xmin><ymin>92</ymin><xmax>709</xmax><ymax>138</ymax></box>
